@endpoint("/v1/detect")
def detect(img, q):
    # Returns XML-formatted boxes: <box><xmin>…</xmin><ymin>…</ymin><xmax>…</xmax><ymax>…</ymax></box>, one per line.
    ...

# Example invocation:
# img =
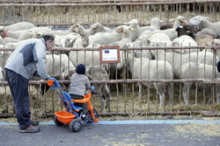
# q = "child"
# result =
<box><xmin>68</xmin><ymin>64</ymin><xmax>90</xmax><ymax>118</ymax></box>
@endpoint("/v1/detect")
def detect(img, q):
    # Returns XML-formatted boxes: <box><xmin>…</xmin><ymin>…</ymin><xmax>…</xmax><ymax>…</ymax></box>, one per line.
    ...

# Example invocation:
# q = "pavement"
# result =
<box><xmin>0</xmin><ymin>118</ymin><xmax>220</xmax><ymax>146</ymax></box>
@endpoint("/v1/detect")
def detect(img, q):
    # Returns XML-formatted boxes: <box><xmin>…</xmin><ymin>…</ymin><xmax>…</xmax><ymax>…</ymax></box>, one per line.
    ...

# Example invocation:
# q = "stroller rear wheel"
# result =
<box><xmin>69</xmin><ymin>119</ymin><xmax>82</xmax><ymax>132</ymax></box>
<box><xmin>86</xmin><ymin>109</ymin><xmax>98</xmax><ymax>123</ymax></box>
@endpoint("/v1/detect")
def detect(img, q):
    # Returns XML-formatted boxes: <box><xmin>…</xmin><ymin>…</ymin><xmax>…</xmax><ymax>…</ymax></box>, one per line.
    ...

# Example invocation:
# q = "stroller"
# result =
<box><xmin>47</xmin><ymin>78</ymin><xmax>98</xmax><ymax>132</ymax></box>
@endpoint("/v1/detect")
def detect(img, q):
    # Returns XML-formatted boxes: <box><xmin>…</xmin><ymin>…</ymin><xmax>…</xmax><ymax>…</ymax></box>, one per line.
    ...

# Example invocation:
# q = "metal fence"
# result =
<box><xmin>0</xmin><ymin>47</ymin><xmax>220</xmax><ymax>118</ymax></box>
<box><xmin>0</xmin><ymin>0</ymin><xmax>220</xmax><ymax>118</ymax></box>
<box><xmin>0</xmin><ymin>0</ymin><xmax>220</xmax><ymax>27</ymax></box>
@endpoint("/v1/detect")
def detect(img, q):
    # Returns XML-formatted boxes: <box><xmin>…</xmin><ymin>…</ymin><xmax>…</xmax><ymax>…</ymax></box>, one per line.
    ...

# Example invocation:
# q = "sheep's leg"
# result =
<box><xmin>138</xmin><ymin>83</ymin><xmax>142</xmax><ymax>101</ymax></box>
<box><xmin>104</xmin><ymin>84</ymin><xmax>111</xmax><ymax>112</ymax></box>
<box><xmin>154</xmin><ymin>83</ymin><xmax>165</xmax><ymax>108</ymax></box>
<box><xmin>168</xmin><ymin>83</ymin><xmax>173</xmax><ymax>105</ymax></box>
<box><xmin>104</xmin><ymin>84</ymin><xmax>111</xmax><ymax>101</ymax></box>
<box><xmin>215</xmin><ymin>85</ymin><xmax>220</xmax><ymax>104</ymax></box>
<box><xmin>95</xmin><ymin>85</ymin><xmax>105</xmax><ymax>112</ymax></box>
<box><xmin>182</xmin><ymin>83</ymin><xmax>192</xmax><ymax>105</ymax></box>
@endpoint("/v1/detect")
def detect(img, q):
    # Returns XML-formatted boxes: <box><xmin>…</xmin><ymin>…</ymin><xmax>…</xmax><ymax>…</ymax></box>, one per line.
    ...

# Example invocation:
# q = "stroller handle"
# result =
<box><xmin>47</xmin><ymin>78</ymin><xmax>60</xmax><ymax>89</ymax></box>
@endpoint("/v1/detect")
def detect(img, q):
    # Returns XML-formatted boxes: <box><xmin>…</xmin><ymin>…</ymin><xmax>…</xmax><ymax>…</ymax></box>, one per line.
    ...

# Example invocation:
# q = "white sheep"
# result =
<box><xmin>0</xmin><ymin>67</ymin><xmax>3</xmax><ymax>81</ymax></box>
<box><xmin>46</xmin><ymin>54</ymin><xmax>75</xmax><ymax>79</ymax></box>
<box><xmin>173</xmin><ymin>35</ymin><xmax>198</xmax><ymax>53</ymax></box>
<box><xmin>148</xmin><ymin>32</ymin><xmax>173</xmax><ymax>47</ymax></box>
<box><xmin>138</xmin><ymin>17</ymin><xmax>163</xmax><ymax>34</ymax></box>
<box><xmin>88</xmin><ymin>30</ymin><xmax>122</xmax><ymax>46</ymax></box>
<box><xmin>152</xmin><ymin>49</ymin><xmax>219</xmax><ymax>79</ymax></box>
<box><xmin>194</xmin><ymin>28</ymin><xmax>215</xmax><ymax>47</ymax></box>
<box><xmin>126</xmin><ymin>52</ymin><xmax>173</xmax><ymax>108</ymax></box>
<box><xmin>160</xmin><ymin>15</ymin><xmax>189</xmax><ymax>40</ymax></box>
<box><xmin>110</xmin><ymin>25</ymin><xmax>135</xmax><ymax>48</ymax></box>
<box><xmin>5</xmin><ymin>22</ymin><xmax>35</xmax><ymax>31</ymax></box>
<box><xmin>4</xmin><ymin>27</ymin><xmax>51</xmax><ymax>40</ymax></box>
<box><xmin>181</xmin><ymin>62</ymin><xmax>220</xmax><ymax>105</ymax></box>
<box><xmin>190</xmin><ymin>15</ymin><xmax>220</xmax><ymax>37</ymax></box>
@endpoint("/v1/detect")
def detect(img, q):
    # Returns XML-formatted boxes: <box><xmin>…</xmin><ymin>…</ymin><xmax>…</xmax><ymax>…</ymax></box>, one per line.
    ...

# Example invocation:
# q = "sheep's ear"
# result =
<box><xmin>146</xmin><ymin>20</ymin><xmax>150</xmax><ymax>25</ymax></box>
<box><xmin>159</xmin><ymin>20</ymin><xmax>165</xmax><ymax>24</ymax></box>
<box><xmin>200</xmin><ymin>16</ymin><xmax>209</xmax><ymax>21</ymax></box>
<box><xmin>129</xmin><ymin>27</ymin><xmax>134</xmax><ymax>31</ymax></box>
<box><xmin>124</xmin><ymin>22</ymin><xmax>129</xmax><ymax>26</ymax></box>
<box><xmin>169</xmin><ymin>18</ymin><xmax>176</xmax><ymax>23</ymax></box>
<box><xmin>115</xmin><ymin>26</ymin><xmax>124</xmax><ymax>33</ymax></box>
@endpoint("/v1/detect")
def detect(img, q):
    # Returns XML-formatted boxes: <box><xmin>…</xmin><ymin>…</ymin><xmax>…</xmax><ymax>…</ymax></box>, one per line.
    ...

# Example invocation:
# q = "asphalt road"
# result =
<box><xmin>0</xmin><ymin>119</ymin><xmax>220</xmax><ymax>146</ymax></box>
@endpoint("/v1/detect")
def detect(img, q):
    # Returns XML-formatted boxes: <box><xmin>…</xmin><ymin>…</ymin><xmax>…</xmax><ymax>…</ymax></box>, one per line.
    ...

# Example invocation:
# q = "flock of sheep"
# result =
<box><xmin>1</xmin><ymin>14</ymin><xmax>220</xmax><ymax>111</ymax></box>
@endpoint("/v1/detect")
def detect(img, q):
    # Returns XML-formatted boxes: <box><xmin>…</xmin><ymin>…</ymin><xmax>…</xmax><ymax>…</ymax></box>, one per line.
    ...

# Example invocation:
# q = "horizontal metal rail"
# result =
<box><xmin>0</xmin><ymin>0</ymin><xmax>220</xmax><ymax>5</ymax></box>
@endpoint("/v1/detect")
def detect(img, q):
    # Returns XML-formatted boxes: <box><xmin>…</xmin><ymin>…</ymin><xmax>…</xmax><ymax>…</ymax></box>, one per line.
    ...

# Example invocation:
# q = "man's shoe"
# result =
<box><xmin>19</xmin><ymin>125</ymin><xmax>40</xmax><ymax>133</ymax></box>
<box><xmin>31</xmin><ymin>120</ymin><xmax>39</xmax><ymax>126</ymax></box>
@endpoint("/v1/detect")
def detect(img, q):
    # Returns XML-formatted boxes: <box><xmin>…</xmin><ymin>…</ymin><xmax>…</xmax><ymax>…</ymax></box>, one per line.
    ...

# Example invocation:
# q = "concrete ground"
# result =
<box><xmin>0</xmin><ymin>117</ymin><xmax>220</xmax><ymax>146</ymax></box>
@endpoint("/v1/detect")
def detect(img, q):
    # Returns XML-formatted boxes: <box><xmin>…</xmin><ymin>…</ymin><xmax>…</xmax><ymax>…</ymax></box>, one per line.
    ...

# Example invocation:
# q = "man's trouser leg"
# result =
<box><xmin>5</xmin><ymin>69</ymin><xmax>31</xmax><ymax>130</ymax></box>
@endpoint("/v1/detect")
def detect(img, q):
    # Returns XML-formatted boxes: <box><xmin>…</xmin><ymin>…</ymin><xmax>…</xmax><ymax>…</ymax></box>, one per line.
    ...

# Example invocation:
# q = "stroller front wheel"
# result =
<box><xmin>69</xmin><ymin>119</ymin><xmax>82</xmax><ymax>132</ymax></box>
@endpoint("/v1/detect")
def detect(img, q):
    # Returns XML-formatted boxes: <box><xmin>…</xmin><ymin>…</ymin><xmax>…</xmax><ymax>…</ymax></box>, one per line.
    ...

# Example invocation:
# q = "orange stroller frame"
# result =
<box><xmin>47</xmin><ymin>78</ymin><xmax>98</xmax><ymax>132</ymax></box>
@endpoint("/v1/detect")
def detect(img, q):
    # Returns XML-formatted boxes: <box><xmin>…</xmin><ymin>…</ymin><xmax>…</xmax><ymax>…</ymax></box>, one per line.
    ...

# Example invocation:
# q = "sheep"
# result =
<box><xmin>125</xmin><ymin>29</ymin><xmax>154</xmax><ymax>59</ymax></box>
<box><xmin>69</xmin><ymin>23</ymin><xmax>111</xmax><ymax>45</ymax></box>
<box><xmin>46</xmin><ymin>54</ymin><xmax>75</xmax><ymax>80</ymax></box>
<box><xmin>126</xmin><ymin>18</ymin><xmax>162</xmax><ymax>40</ymax></box>
<box><xmin>0</xmin><ymin>67</ymin><xmax>3</xmax><ymax>81</ymax></box>
<box><xmin>86</xmin><ymin>22</ymin><xmax>112</xmax><ymax>36</ymax></box>
<box><xmin>126</xmin><ymin>52</ymin><xmax>173</xmax><ymax>108</ymax></box>
<box><xmin>110</xmin><ymin>25</ymin><xmax>135</xmax><ymax>48</ymax></box>
<box><xmin>172</xmin><ymin>35</ymin><xmax>198</xmax><ymax>53</ymax></box>
<box><xmin>212</xmin><ymin>39</ymin><xmax>220</xmax><ymax>57</ymax></box>
<box><xmin>2</xmin><ymin>27</ymin><xmax>51</xmax><ymax>40</ymax></box>
<box><xmin>6</xmin><ymin>22</ymin><xmax>35</xmax><ymax>31</ymax></box>
<box><xmin>175</xmin><ymin>25</ymin><xmax>195</xmax><ymax>38</ymax></box>
<box><xmin>138</xmin><ymin>17</ymin><xmax>163</xmax><ymax>34</ymax></box>
<box><xmin>160</xmin><ymin>15</ymin><xmax>189</xmax><ymax>40</ymax></box>
<box><xmin>190</xmin><ymin>15</ymin><xmax>220</xmax><ymax>37</ymax></box>
<box><xmin>148</xmin><ymin>32</ymin><xmax>173</xmax><ymax>48</ymax></box>
<box><xmin>181</xmin><ymin>62</ymin><xmax>220</xmax><ymax>105</ymax></box>
<box><xmin>194</xmin><ymin>28</ymin><xmax>215</xmax><ymax>47</ymax></box>
<box><xmin>87</xmin><ymin>66</ymin><xmax>111</xmax><ymax>112</ymax></box>
<box><xmin>54</xmin><ymin>32</ymin><xmax>82</xmax><ymax>48</ymax></box>
<box><xmin>152</xmin><ymin>49</ymin><xmax>219</xmax><ymax>79</ymax></box>
<box><xmin>88</xmin><ymin>29</ymin><xmax>122</xmax><ymax>46</ymax></box>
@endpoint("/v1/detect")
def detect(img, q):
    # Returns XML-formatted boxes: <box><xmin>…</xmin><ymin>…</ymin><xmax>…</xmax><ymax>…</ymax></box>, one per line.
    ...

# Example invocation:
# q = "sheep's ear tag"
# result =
<box><xmin>129</xmin><ymin>27</ymin><xmax>134</xmax><ymax>31</ymax></box>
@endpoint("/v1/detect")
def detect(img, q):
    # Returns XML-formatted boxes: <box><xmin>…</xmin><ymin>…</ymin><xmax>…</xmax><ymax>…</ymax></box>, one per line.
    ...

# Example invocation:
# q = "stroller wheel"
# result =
<box><xmin>86</xmin><ymin>109</ymin><xmax>98</xmax><ymax>123</ymax></box>
<box><xmin>69</xmin><ymin>119</ymin><xmax>82</xmax><ymax>132</ymax></box>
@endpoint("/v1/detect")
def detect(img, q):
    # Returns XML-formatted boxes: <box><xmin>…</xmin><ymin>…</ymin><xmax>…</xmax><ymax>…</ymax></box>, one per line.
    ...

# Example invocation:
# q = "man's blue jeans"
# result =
<box><xmin>5</xmin><ymin>69</ymin><xmax>31</xmax><ymax>130</ymax></box>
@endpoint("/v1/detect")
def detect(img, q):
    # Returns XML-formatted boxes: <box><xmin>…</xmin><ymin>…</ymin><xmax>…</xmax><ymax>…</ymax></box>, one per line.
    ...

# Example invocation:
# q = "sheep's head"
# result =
<box><xmin>177</xmin><ymin>16</ymin><xmax>189</xmax><ymax>25</ymax></box>
<box><xmin>125</xmin><ymin>19</ymin><xmax>139</xmax><ymax>29</ymax></box>
<box><xmin>150</xmin><ymin>17</ymin><xmax>163</xmax><ymax>28</ymax></box>
<box><xmin>33</xmin><ymin>31</ymin><xmax>43</xmax><ymax>38</ymax></box>
<box><xmin>69</xmin><ymin>24</ymin><xmax>87</xmax><ymax>36</ymax></box>
<box><xmin>89</xmin><ymin>22</ymin><xmax>105</xmax><ymax>35</ymax></box>
<box><xmin>190</xmin><ymin>15</ymin><xmax>208</xmax><ymax>26</ymax></box>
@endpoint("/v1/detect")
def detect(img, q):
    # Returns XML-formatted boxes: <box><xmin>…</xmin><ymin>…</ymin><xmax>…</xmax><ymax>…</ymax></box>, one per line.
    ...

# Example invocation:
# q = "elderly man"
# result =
<box><xmin>5</xmin><ymin>34</ymin><xmax>54</xmax><ymax>133</ymax></box>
